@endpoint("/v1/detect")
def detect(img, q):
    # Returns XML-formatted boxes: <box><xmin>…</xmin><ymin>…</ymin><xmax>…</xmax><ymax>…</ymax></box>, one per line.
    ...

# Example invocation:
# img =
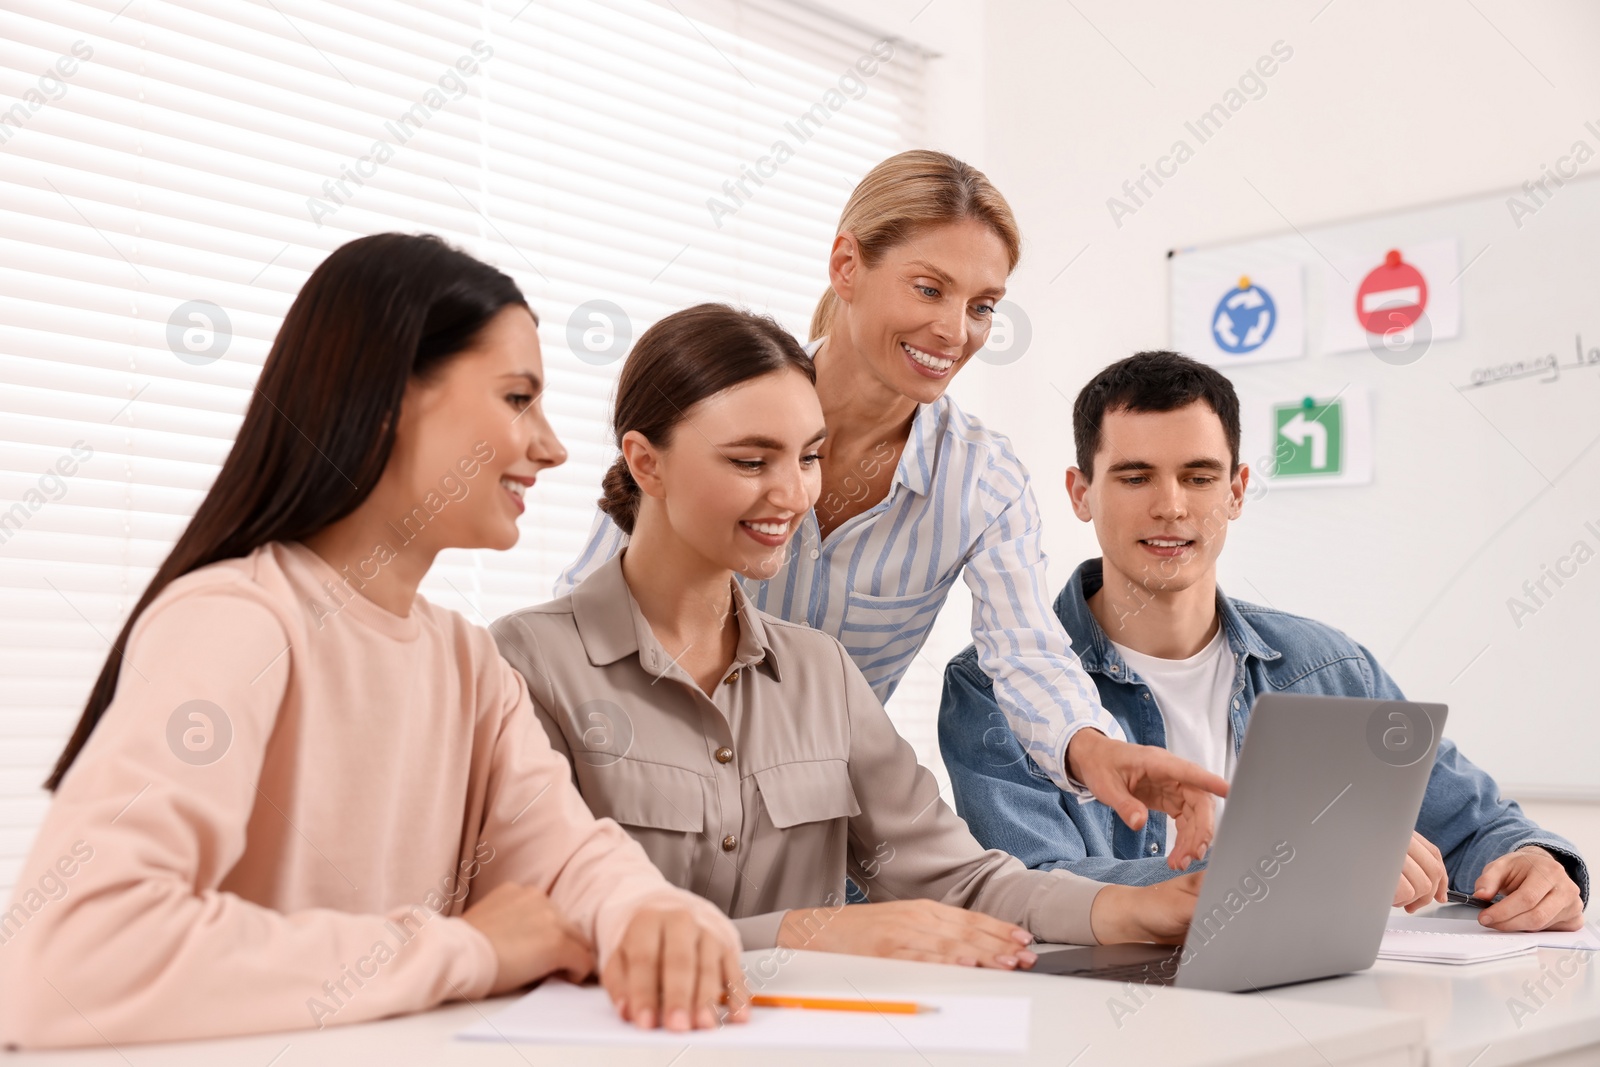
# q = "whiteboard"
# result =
<box><xmin>1168</xmin><ymin>176</ymin><xmax>1600</xmax><ymax>799</ymax></box>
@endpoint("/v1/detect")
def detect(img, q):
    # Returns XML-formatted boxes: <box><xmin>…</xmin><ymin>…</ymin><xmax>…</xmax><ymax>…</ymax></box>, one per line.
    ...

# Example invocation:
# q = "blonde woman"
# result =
<box><xmin>558</xmin><ymin>151</ymin><xmax>1225</xmax><ymax>865</ymax></box>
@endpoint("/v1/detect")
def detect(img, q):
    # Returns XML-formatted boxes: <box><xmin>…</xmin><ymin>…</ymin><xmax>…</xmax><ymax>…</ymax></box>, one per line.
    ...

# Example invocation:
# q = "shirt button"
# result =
<box><xmin>1149</xmin><ymin>843</ymin><xmax>1160</xmax><ymax>855</ymax></box>
<box><xmin>1109</xmin><ymin>665</ymin><xmax>1119</xmax><ymax>673</ymax></box>
<box><xmin>715</xmin><ymin>746</ymin><xmax>734</xmax><ymax>764</ymax></box>
<box><xmin>1232</xmin><ymin>699</ymin><xmax>1240</xmax><ymax>709</ymax></box>
<box><xmin>1142</xmin><ymin>693</ymin><xmax>1150</xmax><ymax>700</ymax></box>
<box><xmin>810</xmin><ymin>549</ymin><xmax>819</xmax><ymax>560</ymax></box>
<box><xmin>723</xmin><ymin>671</ymin><xmax>739</xmax><ymax>685</ymax></box>
<box><xmin>721</xmin><ymin>834</ymin><xmax>738</xmax><ymax>852</ymax></box>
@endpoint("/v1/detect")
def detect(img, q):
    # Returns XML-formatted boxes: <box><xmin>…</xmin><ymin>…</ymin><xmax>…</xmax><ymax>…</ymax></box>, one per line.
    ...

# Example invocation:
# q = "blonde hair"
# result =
<box><xmin>809</xmin><ymin>149</ymin><xmax>1022</xmax><ymax>341</ymax></box>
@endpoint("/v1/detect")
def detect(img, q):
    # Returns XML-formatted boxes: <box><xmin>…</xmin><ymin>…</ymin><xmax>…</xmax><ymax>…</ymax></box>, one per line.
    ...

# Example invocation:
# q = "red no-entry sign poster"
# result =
<box><xmin>1356</xmin><ymin>249</ymin><xmax>1429</xmax><ymax>333</ymax></box>
<box><xmin>1320</xmin><ymin>239</ymin><xmax>1461</xmax><ymax>355</ymax></box>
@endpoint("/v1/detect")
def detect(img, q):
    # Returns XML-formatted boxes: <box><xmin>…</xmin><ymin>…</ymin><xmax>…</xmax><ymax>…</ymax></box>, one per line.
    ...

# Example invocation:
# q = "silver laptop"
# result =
<box><xmin>1033</xmin><ymin>693</ymin><xmax>1447</xmax><ymax>992</ymax></box>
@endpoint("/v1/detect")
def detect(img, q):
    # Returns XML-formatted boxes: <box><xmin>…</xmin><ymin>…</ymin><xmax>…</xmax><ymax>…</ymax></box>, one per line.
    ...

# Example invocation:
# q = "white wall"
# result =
<box><xmin>949</xmin><ymin>0</ymin><xmax>1600</xmax><ymax>863</ymax></box>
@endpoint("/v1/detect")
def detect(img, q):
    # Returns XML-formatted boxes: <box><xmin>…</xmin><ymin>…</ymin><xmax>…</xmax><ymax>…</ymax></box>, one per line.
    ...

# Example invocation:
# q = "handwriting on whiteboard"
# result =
<box><xmin>1461</xmin><ymin>333</ymin><xmax>1600</xmax><ymax>389</ymax></box>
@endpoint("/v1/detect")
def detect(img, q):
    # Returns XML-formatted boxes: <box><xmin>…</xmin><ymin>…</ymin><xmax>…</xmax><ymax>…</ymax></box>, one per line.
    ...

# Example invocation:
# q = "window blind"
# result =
<box><xmin>0</xmin><ymin>0</ymin><xmax>926</xmax><ymax>899</ymax></box>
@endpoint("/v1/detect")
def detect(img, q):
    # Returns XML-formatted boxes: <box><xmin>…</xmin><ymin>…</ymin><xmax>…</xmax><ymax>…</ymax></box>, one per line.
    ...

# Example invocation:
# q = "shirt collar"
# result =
<box><xmin>892</xmin><ymin>400</ymin><xmax>938</xmax><ymax>496</ymax></box>
<box><xmin>1054</xmin><ymin>558</ymin><xmax>1281</xmax><ymax>681</ymax></box>
<box><xmin>570</xmin><ymin>552</ymin><xmax>782</xmax><ymax>680</ymax></box>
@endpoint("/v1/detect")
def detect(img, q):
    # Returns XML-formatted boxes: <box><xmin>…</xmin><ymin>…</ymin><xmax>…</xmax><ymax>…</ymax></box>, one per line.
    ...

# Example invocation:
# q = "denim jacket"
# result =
<box><xmin>939</xmin><ymin>559</ymin><xmax>1589</xmax><ymax>903</ymax></box>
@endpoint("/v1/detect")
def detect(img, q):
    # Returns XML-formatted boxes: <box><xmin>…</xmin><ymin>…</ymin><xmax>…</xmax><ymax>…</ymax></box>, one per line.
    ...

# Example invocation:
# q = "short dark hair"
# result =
<box><xmin>1072</xmin><ymin>351</ymin><xmax>1241</xmax><ymax>479</ymax></box>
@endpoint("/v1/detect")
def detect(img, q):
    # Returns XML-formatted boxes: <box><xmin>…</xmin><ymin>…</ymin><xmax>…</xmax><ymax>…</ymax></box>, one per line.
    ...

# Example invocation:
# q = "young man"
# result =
<box><xmin>940</xmin><ymin>351</ymin><xmax>1588</xmax><ymax>932</ymax></box>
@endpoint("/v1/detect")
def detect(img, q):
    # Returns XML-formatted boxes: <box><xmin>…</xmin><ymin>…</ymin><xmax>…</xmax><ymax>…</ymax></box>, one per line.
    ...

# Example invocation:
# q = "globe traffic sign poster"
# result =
<box><xmin>1171</xmin><ymin>258</ymin><xmax>1306</xmax><ymax>367</ymax></box>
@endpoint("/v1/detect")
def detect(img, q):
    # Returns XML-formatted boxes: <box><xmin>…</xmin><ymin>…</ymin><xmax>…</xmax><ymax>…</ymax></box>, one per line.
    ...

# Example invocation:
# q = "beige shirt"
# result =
<box><xmin>492</xmin><ymin>553</ymin><xmax>1105</xmax><ymax>949</ymax></box>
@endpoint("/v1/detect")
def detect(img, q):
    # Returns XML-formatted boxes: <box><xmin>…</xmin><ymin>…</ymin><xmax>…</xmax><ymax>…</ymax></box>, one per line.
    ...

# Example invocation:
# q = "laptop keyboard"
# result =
<box><xmin>1041</xmin><ymin>946</ymin><xmax>1184</xmax><ymax>985</ymax></box>
<box><xmin>1071</xmin><ymin>959</ymin><xmax>1181</xmax><ymax>985</ymax></box>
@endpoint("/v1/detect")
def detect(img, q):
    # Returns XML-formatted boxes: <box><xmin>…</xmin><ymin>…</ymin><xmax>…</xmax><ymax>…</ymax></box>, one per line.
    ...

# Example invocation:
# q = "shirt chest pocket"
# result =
<box><xmin>838</xmin><ymin>586</ymin><xmax>950</xmax><ymax>638</ymax></box>
<box><xmin>585</xmin><ymin>760</ymin><xmax>705</xmax><ymax>888</ymax></box>
<box><xmin>837</xmin><ymin>587</ymin><xmax>950</xmax><ymax>696</ymax></box>
<box><xmin>753</xmin><ymin>759</ymin><xmax>861</xmax><ymax>830</ymax></box>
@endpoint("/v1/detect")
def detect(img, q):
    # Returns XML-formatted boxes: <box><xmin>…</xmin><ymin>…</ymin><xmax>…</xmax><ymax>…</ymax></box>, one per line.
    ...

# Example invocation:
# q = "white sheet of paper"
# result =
<box><xmin>456</xmin><ymin>980</ymin><xmax>1030</xmax><ymax>1052</ymax></box>
<box><xmin>1378</xmin><ymin>928</ymin><xmax>1537</xmax><ymax>964</ymax></box>
<box><xmin>1386</xmin><ymin>913</ymin><xmax>1600</xmax><ymax>952</ymax></box>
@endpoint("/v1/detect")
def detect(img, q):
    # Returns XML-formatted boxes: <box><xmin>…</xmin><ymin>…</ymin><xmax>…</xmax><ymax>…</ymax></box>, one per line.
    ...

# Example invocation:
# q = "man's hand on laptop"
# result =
<box><xmin>1090</xmin><ymin>872</ymin><xmax>1204</xmax><ymax>945</ymax></box>
<box><xmin>1470</xmin><ymin>846</ymin><xmax>1585</xmax><ymax>932</ymax></box>
<box><xmin>1066</xmin><ymin>729</ymin><xmax>1230</xmax><ymax>871</ymax></box>
<box><xmin>1393</xmin><ymin>831</ymin><xmax>1449</xmax><ymax>912</ymax></box>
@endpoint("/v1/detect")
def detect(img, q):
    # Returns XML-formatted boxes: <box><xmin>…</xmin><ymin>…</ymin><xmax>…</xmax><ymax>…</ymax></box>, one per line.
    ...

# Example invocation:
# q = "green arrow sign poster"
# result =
<box><xmin>1273</xmin><ymin>397</ymin><xmax>1343</xmax><ymax>477</ymax></box>
<box><xmin>1252</xmin><ymin>387</ymin><xmax>1372</xmax><ymax>489</ymax></box>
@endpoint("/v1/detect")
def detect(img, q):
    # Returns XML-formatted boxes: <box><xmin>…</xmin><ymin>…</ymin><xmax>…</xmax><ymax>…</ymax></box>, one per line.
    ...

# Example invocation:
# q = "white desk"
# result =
<box><xmin>0</xmin><ymin>948</ymin><xmax>1421</xmax><ymax>1066</ymax></box>
<box><xmin>1267</xmin><ymin>949</ymin><xmax>1600</xmax><ymax>1067</ymax></box>
<box><xmin>1262</xmin><ymin>905</ymin><xmax>1600</xmax><ymax>1067</ymax></box>
<box><xmin>1039</xmin><ymin>904</ymin><xmax>1600</xmax><ymax>1067</ymax></box>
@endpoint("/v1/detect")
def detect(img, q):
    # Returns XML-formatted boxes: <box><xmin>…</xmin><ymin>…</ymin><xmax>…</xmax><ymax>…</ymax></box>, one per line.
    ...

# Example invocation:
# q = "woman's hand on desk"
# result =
<box><xmin>462</xmin><ymin>882</ymin><xmax>596</xmax><ymax>994</ymax></box>
<box><xmin>1472</xmin><ymin>846</ymin><xmax>1586</xmax><ymax>932</ymax></box>
<box><xmin>1090</xmin><ymin>872</ymin><xmax>1204</xmax><ymax>945</ymax></box>
<box><xmin>602</xmin><ymin>904</ymin><xmax>751</xmax><ymax>1031</ymax></box>
<box><xmin>777</xmin><ymin>899</ymin><xmax>1040</xmax><ymax>970</ymax></box>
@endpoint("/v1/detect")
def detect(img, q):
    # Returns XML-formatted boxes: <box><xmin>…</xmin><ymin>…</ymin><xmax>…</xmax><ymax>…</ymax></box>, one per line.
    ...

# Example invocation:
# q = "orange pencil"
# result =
<box><xmin>748</xmin><ymin>994</ymin><xmax>938</xmax><ymax>1015</ymax></box>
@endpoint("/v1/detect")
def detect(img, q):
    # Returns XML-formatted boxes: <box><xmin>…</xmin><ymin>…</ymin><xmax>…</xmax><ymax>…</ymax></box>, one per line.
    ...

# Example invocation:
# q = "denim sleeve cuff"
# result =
<box><xmin>1516</xmin><ymin>840</ymin><xmax>1591</xmax><ymax>906</ymax></box>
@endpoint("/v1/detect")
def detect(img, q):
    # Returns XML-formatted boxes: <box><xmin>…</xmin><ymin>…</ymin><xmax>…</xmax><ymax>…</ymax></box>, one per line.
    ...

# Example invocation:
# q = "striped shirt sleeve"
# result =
<box><xmin>553</xmin><ymin>509</ymin><xmax>629</xmax><ymax>598</ymax></box>
<box><xmin>960</xmin><ymin>471</ymin><xmax>1123</xmax><ymax>796</ymax></box>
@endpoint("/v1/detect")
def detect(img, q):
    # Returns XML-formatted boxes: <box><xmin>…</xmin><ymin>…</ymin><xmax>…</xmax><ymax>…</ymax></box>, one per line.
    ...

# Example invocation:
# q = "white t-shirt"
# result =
<box><xmin>1109</xmin><ymin>625</ymin><xmax>1237</xmax><ymax>855</ymax></box>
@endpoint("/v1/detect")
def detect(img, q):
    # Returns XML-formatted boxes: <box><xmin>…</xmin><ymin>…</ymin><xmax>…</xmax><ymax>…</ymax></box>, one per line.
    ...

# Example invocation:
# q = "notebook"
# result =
<box><xmin>1378</xmin><ymin>928</ymin><xmax>1538</xmax><ymax>964</ymax></box>
<box><xmin>1378</xmin><ymin>914</ymin><xmax>1600</xmax><ymax>964</ymax></box>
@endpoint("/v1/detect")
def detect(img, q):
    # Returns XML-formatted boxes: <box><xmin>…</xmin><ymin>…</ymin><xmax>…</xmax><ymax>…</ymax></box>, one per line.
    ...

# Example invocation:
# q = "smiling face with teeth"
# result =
<box><xmin>620</xmin><ymin>366</ymin><xmax>826</xmax><ymax>582</ymax></box>
<box><xmin>384</xmin><ymin>305</ymin><xmax>568</xmax><ymax>554</ymax></box>
<box><xmin>822</xmin><ymin>218</ymin><xmax>1011</xmax><ymax>408</ymax></box>
<box><xmin>1066</xmin><ymin>401</ymin><xmax>1250</xmax><ymax>606</ymax></box>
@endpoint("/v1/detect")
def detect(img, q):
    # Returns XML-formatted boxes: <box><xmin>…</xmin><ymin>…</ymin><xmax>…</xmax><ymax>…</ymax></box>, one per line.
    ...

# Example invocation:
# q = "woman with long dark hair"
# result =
<box><xmin>494</xmin><ymin>304</ymin><xmax>1200</xmax><ymax>968</ymax></box>
<box><xmin>0</xmin><ymin>234</ymin><xmax>745</xmax><ymax>1048</ymax></box>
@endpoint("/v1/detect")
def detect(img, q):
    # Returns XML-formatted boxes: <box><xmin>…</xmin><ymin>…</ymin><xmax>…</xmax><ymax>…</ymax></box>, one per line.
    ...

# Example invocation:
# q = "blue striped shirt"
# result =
<box><xmin>553</xmin><ymin>386</ymin><xmax>1121</xmax><ymax>794</ymax></box>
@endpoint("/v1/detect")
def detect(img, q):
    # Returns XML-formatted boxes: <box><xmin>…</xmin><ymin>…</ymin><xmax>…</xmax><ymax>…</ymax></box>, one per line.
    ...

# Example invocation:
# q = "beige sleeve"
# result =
<box><xmin>836</xmin><ymin>641</ymin><xmax>1105</xmax><ymax>946</ymax></box>
<box><xmin>491</xmin><ymin>614</ymin><xmax>576</xmax><ymax>774</ymax></box>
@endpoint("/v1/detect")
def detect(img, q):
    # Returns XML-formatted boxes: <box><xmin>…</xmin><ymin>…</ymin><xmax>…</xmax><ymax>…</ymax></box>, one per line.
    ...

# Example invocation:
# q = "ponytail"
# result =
<box><xmin>809</xmin><ymin>287</ymin><xmax>839</xmax><ymax>342</ymax></box>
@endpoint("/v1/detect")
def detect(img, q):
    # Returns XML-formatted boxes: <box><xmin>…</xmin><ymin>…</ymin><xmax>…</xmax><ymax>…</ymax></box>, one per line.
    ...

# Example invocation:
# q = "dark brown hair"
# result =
<box><xmin>600</xmin><ymin>304</ymin><xmax>814</xmax><ymax>535</ymax></box>
<box><xmin>46</xmin><ymin>233</ymin><xmax>529</xmax><ymax>790</ymax></box>
<box><xmin>1072</xmin><ymin>350</ymin><xmax>1242</xmax><ymax>479</ymax></box>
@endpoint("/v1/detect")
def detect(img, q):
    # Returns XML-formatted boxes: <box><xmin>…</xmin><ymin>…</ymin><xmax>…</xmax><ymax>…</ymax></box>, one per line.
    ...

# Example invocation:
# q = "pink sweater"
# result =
<box><xmin>0</xmin><ymin>542</ymin><xmax>732</xmax><ymax>1048</ymax></box>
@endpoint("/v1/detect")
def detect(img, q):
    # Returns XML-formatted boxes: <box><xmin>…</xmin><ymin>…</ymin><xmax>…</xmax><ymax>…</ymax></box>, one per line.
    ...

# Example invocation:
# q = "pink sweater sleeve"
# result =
<box><xmin>464</xmin><ymin>639</ymin><xmax>740</xmax><ymax>967</ymax></box>
<box><xmin>0</xmin><ymin>586</ymin><xmax>496</xmax><ymax>1048</ymax></box>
